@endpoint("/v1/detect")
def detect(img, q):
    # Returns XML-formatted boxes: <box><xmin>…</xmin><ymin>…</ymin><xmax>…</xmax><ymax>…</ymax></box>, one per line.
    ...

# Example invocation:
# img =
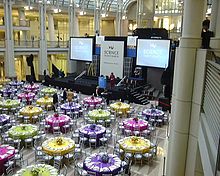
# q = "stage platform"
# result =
<box><xmin>44</xmin><ymin>75</ymin><xmax>127</xmax><ymax>100</ymax></box>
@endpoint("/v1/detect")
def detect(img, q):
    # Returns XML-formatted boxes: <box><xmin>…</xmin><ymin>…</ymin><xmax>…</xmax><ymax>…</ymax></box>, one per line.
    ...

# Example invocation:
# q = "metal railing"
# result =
<box><xmin>14</xmin><ymin>40</ymin><xmax>40</xmax><ymax>48</ymax></box>
<box><xmin>47</xmin><ymin>41</ymin><xmax>69</xmax><ymax>48</ymax></box>
<box><xmin>13</xmin><ymin>19</ymin><xmax>31</xmax><ymax>27</ymax></box>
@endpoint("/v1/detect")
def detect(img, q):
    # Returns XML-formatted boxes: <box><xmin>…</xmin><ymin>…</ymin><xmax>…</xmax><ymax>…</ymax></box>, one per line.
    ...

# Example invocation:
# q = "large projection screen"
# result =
<box><xmin>70</xmin><ymin>38</ymin><xmax>93</xmax><ymax>61</ymax></box>
<box><xmin>137</xmin><ymin>39</ymin><xmax>170</xmax><ymax>68</ymax></box>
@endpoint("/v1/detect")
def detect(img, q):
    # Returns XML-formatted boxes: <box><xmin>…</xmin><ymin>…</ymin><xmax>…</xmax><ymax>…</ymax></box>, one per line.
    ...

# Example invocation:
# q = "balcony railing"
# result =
<box><xmin>0</xmin><ymin>40</ymin><xmax>69</xmax><ymax>48</ymax></box>
<box><xmin>14</xmin><ymin>40</ymin><xmax>40</xmax><ymax>48</ymax></box>
<box><xmin>47</xmin><ymin>41</ymin><xmax>69</xmax><ymax>48</ymax></box>
<box><xmin>13</xmin><ymin>20</ymin><xmax>30</xmax><ymax>27</ymax></box>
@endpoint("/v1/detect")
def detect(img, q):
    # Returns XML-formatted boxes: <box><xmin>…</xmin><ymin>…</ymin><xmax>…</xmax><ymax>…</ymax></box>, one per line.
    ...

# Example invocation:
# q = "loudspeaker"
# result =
<box><xmin>133</xmin><ymin>28</ymin><xmax>168</xmax><ymax>39</ymax></box>
<box><xmin>26</xmin><ymin>54</ymin><xmax>33</xmax><ymax>66</ymax></box>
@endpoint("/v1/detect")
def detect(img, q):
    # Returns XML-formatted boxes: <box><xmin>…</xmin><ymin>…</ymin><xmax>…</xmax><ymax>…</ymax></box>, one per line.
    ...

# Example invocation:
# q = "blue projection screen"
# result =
<box><xmin>70</xmin><ymin>38</ymin><xmax>93</xmax><ymax>61</ymax></box>
<box><xmin>137</xmin><ymin>39</ymin><xmax>170</xmax><ymax>68</ymax></box>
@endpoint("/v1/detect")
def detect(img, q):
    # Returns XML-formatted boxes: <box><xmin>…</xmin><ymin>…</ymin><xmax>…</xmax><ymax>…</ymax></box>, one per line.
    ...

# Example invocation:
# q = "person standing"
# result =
<box><xmin>109</xmin><ymin>72</ymin><xmax>116</xmax><ymax>89</ymax></box>
<box><xmin>62</xmin><ymin>88</ymin><xmax>67</xmax><ymax>102</ymax></box>
<box><xmin>53</xmin><ymin>92</ymin><xmax>58</xmax><ymax>112</ymax></box>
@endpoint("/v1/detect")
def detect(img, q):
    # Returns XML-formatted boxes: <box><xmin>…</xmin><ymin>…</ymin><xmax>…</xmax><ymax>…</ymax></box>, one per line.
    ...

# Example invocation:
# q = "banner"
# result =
<box><xmin>100</xmin><ymin>41</ymin><xmax>124</xmax><ymax>78</ymax></box>
<box><xmin>95</xmin><ymin>36</ymin><xmax>105</xmax><ymax>55</ymax></box>
<box><xmin>127</xmin><ymin>36</ymin><xmax>138</xmax><ymax>57</ymax></box>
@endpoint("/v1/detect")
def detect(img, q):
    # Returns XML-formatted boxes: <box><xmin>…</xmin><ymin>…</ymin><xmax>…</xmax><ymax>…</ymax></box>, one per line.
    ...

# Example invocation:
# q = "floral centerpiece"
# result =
<box><xmin>44</xmin><ymin>96</ymin><xmax>49</xmax><ymax>100</ymax></box>
<box><xmin>131</xmin><ymin>136</ymin><xmax>139</xmax><ymax>144</ymax></box>
<box><xmin>101</xmin><ymin>154</ymin><xmax>110</xmax><ymax>163</ymax></box>
<box><xmin>117</xmin><ymin>102</ymin><xmax>122</xmax><ymax>106</ymax></box>
<box><xmin>90</xmin><ymin>124</ymin><xmax>97</xmax><ymax>130</ymax></box>
<box><xmin>6</xmin><ymin>99</ymin><xmax>11</xmax><ymax>104</ymax></box>
<box><xmin>56</xmin><ymin>137</ymin><xmax>63</xmax><ymax>145</ymax></box>
<box><xmin>133</xmin><ymin>117</ymin><xmax>139</xmax><ymax>123</ymax></box>
<box><xmin>21</xmin><ymin>126</ymin><xmax>27</xmax><ymax>130</ymax></box>
<box><xmin>29</xmin><ymin>106</ymin><xmax>34</xmax><ymax>110</ymax></box>
<box><xmin>150</xmin><ymin>109</ymin><xmax>156</xmax><ymax>113</ymax></box>
<box><xmin>91</xmin><ymin>95</ymin><xmax>95</xmax><ymax>100</ymax></box>
<box><xmin>54</xmin><ymin>113</ymin><xmax>59</xmax><ymax>118</ymax></box>
<box><xmin>31</xmin><ymin>167</ymin><xmax>41</xmax><ymax>176</ymax></box>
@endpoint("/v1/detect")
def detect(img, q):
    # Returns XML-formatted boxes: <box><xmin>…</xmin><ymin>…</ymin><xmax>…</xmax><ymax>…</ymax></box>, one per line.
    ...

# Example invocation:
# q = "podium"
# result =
<box><xmin>98</xmin><ymin>76</ymin><xmax>107</xmax><ymax>89</ymax></box>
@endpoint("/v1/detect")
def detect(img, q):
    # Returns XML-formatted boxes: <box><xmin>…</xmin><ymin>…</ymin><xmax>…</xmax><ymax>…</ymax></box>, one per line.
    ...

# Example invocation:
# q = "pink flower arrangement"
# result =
<box><xmin>133</xmin><ymin>117</ymin><xmax>139</xmax><ymax>122</ymax></box>
<box><xmin>54</xmin><ymin>113</ymin><xmax>59</xmax><ymax>117</ymax></box>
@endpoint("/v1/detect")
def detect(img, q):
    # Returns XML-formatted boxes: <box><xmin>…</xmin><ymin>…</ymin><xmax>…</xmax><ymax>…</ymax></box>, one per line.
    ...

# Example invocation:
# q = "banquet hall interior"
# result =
<box><xmin>0</xmin><ymin>0</ymin><xmax>220</xmax><ymax>176</ymax></box>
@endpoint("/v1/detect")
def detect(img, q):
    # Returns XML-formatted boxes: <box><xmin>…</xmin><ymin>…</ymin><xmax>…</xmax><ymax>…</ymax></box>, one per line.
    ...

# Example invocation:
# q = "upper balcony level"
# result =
<box><xmin>0</xmin><ymin>40</ymin><xmax>69</xmax><ymax>54</ymax></box>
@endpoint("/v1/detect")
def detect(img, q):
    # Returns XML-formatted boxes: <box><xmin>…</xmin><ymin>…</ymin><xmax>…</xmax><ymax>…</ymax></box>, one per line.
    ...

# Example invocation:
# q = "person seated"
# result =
<box><xmin>67</xmin><ymin>89</ymin><xmax>74</xmax><ymax>102</ymax></box>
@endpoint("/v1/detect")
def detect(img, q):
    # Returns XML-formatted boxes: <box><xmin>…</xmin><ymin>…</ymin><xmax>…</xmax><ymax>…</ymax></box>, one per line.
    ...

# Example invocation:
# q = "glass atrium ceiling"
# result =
<box><xmin>24</xmin><ymin>0</ymin><xmax>128</xmax><ymax>12</ymax></box>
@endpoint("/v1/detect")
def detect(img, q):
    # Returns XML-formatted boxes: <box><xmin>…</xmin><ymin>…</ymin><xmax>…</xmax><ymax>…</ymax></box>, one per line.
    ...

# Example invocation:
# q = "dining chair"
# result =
<box><xmin>4</xmin><ymin>155</ymin><xmax>15</xmax><ymax>169</ymax></box>
<box><xmin>24</xmin><ymin>137</ymin><xmax>33</xmax><ymax>148</ymax></box>
<box><xmin>89</xmin><ymin>135</ymin><xmax>97</xmax><ymax>148</ymax></box>
<box><xmin>5</xmin><ymin>165</ymin><xmax>13</xmax><ymax>175</ymax></box>
<box><xmin>134</xmin><ymin>152</ymin><xmax>143</xmax><ymax>165</ymax></box>
<box><xmin>133</xmin><ymin>126</ymin><xmax>141</xmax><ymax>136</ymax></box>
<box><xmin>53</xmin><ymin>159</ymin><xmax>62</xmax><ymax>173</ymax></box>
<box><xmin>86</xmin><ymin>170</ymin><xmax>97</xmax><ymax>176</ymax></box>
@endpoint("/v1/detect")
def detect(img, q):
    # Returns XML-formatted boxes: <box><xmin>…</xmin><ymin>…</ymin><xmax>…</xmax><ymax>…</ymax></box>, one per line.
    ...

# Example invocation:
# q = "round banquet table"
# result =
<box><xmin>0</xmin><ymin>78</ymin><xmax>10</xmax><ymax>85</ymax></box>
<box><xmin>123</xmin><ymin>118</ymin><xmax>148</xmax><ymax>132</ymax></box>
<box><xmin>0</xmin><ymin>114</ymin><xmax>10</xmax><ymax>126</ymax></box>
<box><xmin>9</xmin><ymin>81</ymin><xmax>23</xmax><ymax>87</ymax></box>
<box><xmin>83</xmin><ymin>96</ymin><xmax>102</xmax><ymax>107</ymax></box>
<box><xmin>18</xmin><ymin>92</ymin><xmax>35</xmax><ymax>102</ymax></box>
<box><xmin>0</xmin><ymin>99</ymin><xmax>20</xmax><ymax>109</ymax></box>
<box><xmin>118</xmin><ymin>136</ymin><xmax>151</xmax><ymax>154</ymax></box>
<box><xmin>142</xmin><ymin>108</ymin><xmax>164</xmax><ymax>120</ymax></box>
<box><xmin>36</xmin><ymin>97</ymin><xmax>53</xmax><ymax>106</ymax></box>
<box><xmin>79</xmin><ymin>124</ymin><xmax>106</xmax><ymax>143</ymax></box>
<box><xmin>110</xmin><ymin>102</ymin><xmax>130</xmax><ymax>114</ymax></box>
<box><xmin>88</xmin><ymin>109</ymin><xmax>111</xmax><ymax>122</ymax></box>
<box><xmin>24</xmin><ymin>84</ymin><xmax>39</xmax><ymax>92</ymax></box>
<box><xmin>19</xmin><ymin>105</ymin><xmax>43</xmax><ymax>117</ymax></box>
<box><xmin>0</xmin><ymin>145</ymin><xmax>15</xmax><ymax>174</ymax></box>
<box><xmin>45</xmin><ymin>114</ymin><xmax>71</xmax><ymax>133</ymax></box>
<box><xmin>14</xmin><ymin>164</ymin><xmax>58</xmax><ymax>176</ymax></box>
<box><xmin>42</xmin><ymin>137</ymin><xmax>75</xmax><ymax>156</ymax></box>
<box><xmin>60</xmin><ymin>102</ymin><xmax>81</xmax><ymax>114</ymax></box>
<box><xmin>41</xmin><ymin>87</ymin><xmax>57</xmax><ymax>95</ymax></box>
<box><xmin>83</xmin><ymin>153</ymin><xmax>122</xmax><ymax>176</ymax></box>
<box><xmin>0</xmin><ymin>88</ymin><xmax>17</xmax><ymax>97</ymax></box>
<box><xmin>8</xmin><ymin>124</ymin><xmax>38</xmax><ymax>140</ymax></box>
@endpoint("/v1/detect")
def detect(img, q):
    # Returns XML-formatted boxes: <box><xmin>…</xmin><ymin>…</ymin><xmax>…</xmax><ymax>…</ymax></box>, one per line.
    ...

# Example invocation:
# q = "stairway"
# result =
<box><xmin>129</xmin><ymin>84</ymin><xmax>162</xmax><ymax>105</ymax></box>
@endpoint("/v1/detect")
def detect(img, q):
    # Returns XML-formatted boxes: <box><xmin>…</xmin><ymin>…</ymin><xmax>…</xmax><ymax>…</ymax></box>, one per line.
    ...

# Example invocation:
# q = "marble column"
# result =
<box><xmin>166</xmin><ymin>0</ymin><xmax>205</xmax><ymax>176</ymax></box>
<box><xmin>67</xmin><ymin>3</ymin><xmax>77</xmax><ymax>74</ymax></box>
<box><xmin>48</xmin><ymin>12</ymin><xmax>56</xmax><ymax>42</ymax></box>
<box><xmin>210</xmin><ymin>0</ymin><xmax>220</xmax><ymax>49</ymax></box>
<box><xmin>210</xmin><ymin>0</ymin><xmax>218</xmax><ymax>32</ymax></box>
<box><xmin>4</xmin><ymin>0</ymin><xmax>16</xmax><ymax>78</ymax></box>
<box><xmin>136</xmin><ymin>0</ymin><xmax>143</xmax><ymax>28</ymax></box>
<box><xmin>121</xmin><ymin>19</ymin><xmax>128</xmax><ymax>36</ymax></box>
<box><xmin>115</xmin><ymin>0</ymin><xmax>123</xmax><ymax>36</ymax></box>
<box><xmin>94</xmin><ymin>0</ymin><xmax>100</xmax><ymax>35</ymax></box>
<box><xmin>38</xmin><ymin>1</ymin><xmax>48</xmax><ymax>80</ymax></box>
<box><xmin>18</xmin><ymin>8</ymin><xmax>27</xmax><ymax>41</ymax></box>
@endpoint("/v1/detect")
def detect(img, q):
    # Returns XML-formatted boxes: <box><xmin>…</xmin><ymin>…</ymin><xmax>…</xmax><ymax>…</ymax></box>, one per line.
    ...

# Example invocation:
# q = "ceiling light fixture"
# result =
<box><xmin>53</xmin><ymin>8</ymin><xmax>61</xmax><ymax>13</ymax></box>
<box><xmin>79</xmin><ymin>11</ymin><xmax>84</xmax><ymax>15</ymax></box>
